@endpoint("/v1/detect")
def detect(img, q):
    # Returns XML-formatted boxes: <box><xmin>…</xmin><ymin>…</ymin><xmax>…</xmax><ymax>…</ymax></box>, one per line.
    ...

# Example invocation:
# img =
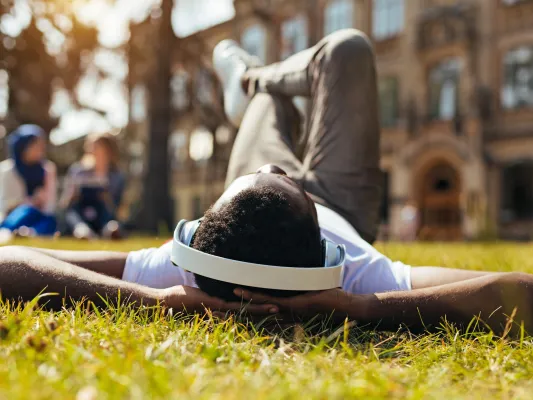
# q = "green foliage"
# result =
<box><xmin>1</xmin><ymin>0</ymin><xmax>100</xmax><ymax>131</ymax></box>
<box><xmin>2</xmin><ymin>239</ymin><xmax>533</xmax><ymax>399</ymax></box>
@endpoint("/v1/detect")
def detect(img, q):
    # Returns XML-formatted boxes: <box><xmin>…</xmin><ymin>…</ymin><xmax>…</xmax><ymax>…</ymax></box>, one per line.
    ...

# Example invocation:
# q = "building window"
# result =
<box><xmin>189</xmin><ymin>126</ymin><xmax>213</xmax><ymax>163</ymax></box>
<box><xmin>281</xmin><ymin>15</ymin><xmax>308</xmax><ymax>60</ymax></box>
<box><xmin>196</xmin><ymin>68</ymin><xmax>214</xmax><ymax>105</ymax></box>
<box><xmin>241</xmin><ymin>24</ymin><xmax>267</xmax><ymax>63</ymax></box>
<box><xmin>428</xmin><ymin>58</ymin><xmax>461</xmax><ymax>120</ymax></box>
<box><xmin>192</xmin><ymin>195</ymin><xmax>203</xmax><ymax>219</ymax></box>
<box><xmin>128</xmin><ymin>141</ymin><xmax>145</xmax><ymax>176</ymax></box>
<box><xmin>372</xmin><ymin>0</ymin><xmax>404</xmax><ymax>40</ymax></box>
<box><xmin>379</xmin><ymin>77</ymin><xmax>399</xmax><ymax>127</ymax></box>
<box><xmin>324</xmin><ymin>0</ymin><xmax>354</xmax><ymax>36</ymax></box>
<box><xmin>171</xmin><ymin>70</ymin><xmax>189</xmax><ymax>111</ymax></box>
<box><xmin>169</xmin><ymin>130</ymin><xmax>188</xmax><ymax>170</ymax></box>
<box><xmin>501</xmin><ymin>162</ymin><xmax>533</xmax><ymax>222</ymax></box>
<box><xmin>502</xmin><ymin>46</ymin><xmax>533</xmax><ymax>110</ymax></box>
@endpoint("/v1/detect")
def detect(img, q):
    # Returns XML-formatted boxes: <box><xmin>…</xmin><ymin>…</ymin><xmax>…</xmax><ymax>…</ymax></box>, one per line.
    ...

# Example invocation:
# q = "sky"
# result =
<box><xmin>0</xmin><ymin>0</ymin><xmax>236</xmax><ymax>145</ymax></box>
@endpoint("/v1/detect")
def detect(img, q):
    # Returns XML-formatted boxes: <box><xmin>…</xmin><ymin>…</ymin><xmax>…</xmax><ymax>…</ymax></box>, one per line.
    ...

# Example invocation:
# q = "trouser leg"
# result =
<box><xmin>227</xmin><ymin>29</ymin><xmax>382</xmax><ymax>243</ymax></box>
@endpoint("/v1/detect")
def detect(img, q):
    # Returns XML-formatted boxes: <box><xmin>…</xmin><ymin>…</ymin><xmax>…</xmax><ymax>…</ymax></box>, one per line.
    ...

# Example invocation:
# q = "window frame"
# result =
<box><xmin>501</xmin><ymin>45</ymin><xmax>533</xmax><ymax>111</ymax></box>
<box><xmin>427</xmin><ymin>58</ymin><xmax>462</xmax><ymax>121</ymax></box>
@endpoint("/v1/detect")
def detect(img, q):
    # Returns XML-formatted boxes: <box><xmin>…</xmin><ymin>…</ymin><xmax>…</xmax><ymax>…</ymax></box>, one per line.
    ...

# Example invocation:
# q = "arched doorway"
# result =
<box><xmin>417</xmin><ymin>161</ymin><xmax>462</xmax><ymax>241</ymax></box>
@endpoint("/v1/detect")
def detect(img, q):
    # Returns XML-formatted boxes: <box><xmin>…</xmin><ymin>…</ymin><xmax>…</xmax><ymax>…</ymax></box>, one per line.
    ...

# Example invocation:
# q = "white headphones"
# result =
<box><xmin>171</xmin><ymin>219</ymin><xmax>346</xmax><ymax>291</ymax></box>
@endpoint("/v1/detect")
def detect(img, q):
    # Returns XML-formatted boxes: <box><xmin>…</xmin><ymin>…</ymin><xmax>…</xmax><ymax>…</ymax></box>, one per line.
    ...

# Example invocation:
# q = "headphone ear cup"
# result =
<box><xmin>183</xmin><ymin>219</ymin><xmax>202</xmax><ymax>247</ymax></box>
<box><xmin>322</xmin><ymin>239</ymin><xmax>342</xmax><ymax>267</ymax></box>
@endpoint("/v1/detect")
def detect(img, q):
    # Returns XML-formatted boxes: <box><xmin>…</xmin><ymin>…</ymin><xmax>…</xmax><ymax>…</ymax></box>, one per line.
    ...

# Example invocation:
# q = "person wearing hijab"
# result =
<box><xmin>0</xmin><ymin>124</ymin><xmax>57</xmax><ymax>236</ymax></box>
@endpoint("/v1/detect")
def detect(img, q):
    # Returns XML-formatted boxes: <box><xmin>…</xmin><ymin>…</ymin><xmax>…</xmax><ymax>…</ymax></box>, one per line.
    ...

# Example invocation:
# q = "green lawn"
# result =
<box><xmin>2</xmin><ymin>239</ymin><xmax>533</xmax><ymax>399</ymax></box>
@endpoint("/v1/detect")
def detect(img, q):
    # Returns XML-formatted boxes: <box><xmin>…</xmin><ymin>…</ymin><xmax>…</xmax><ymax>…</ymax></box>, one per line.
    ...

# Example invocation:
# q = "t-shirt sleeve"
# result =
<box><xmin>348</xmin><ymin>260</ymin><xmax>412</xmax><ymax>295</ymax></box>
<box><xmin>340</xmin><ymin>238</ymin><xmax>412</xmax><ymax>295</ymax></box>
<box><xmin>317</xmin><ymin>204</ymin><xmax>412</xmax><ymax>295</ymax></box>
<box><xmin>122</xmin><ymin>242</ymin><xmax>196</xmax><ymax>289</ymax></box>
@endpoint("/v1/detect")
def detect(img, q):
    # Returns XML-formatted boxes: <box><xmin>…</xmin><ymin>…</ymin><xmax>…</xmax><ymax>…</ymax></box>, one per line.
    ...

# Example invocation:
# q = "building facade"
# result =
<box><xmin>129</xmin><ymin>0</ymin><xmax>533</xmax><ymax>240</ymax></box>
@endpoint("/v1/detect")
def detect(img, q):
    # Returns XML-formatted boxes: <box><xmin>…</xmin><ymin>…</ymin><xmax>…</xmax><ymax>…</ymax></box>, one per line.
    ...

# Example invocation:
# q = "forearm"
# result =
<box><xmin>350</xmin><ymin>273</ymin><xmax>533</xmax><ymax>334</ymax></box>
<box><xmin>410</xmin><ymin>266</ymin><xmax>502</xmax><ymax>289</ymax></box>
<box><xmin>25</xmin><ymin>247</ymin><xmax>127</xmax><ymax>278</ymax></box>
<box><xmin>0</xmin><ymin>246</ymin><xmax>160</xmax><ymax>310</ymax></box>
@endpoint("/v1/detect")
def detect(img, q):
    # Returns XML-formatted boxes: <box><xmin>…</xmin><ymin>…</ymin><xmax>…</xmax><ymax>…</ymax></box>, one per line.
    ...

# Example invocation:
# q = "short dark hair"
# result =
<box><xmin>191</xmin><ymin>186</ymin><xmax>322</xmax><ymax>301</ymax></box>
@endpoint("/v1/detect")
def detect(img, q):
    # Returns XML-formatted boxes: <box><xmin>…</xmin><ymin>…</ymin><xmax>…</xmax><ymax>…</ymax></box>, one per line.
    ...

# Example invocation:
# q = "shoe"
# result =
<box><xmin>16</xmin><ymin>226</ymin><xmax>36</xmax><ymax>238</ymax></box>
<box><xmin>0</xmin><ymin>228</ymin><xmax>13</xmax><ymax>244</ymax></box>
<box><xmin>102</xmin><ymin>220</ymin><xmax>123</xmax><ymax>241</ymax></box>
<box><xmin>73</xmin><ymin>223</ymin><xmax>97</xmax><ymax>240</ymax></box>
<box><xmin>212</xmin><ymin>40</ymin><xmax>263</xmax><ymax>127</ymax></box>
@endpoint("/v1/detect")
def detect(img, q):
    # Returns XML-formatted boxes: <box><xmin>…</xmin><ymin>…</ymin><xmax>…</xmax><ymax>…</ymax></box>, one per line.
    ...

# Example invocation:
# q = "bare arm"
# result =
<box><xmin>0</xmin><ymin>246</ymin><xmax>278</xmax><ymax>314</ymax></box>
<box><xmin>24</xmin><ymin>247</ymin><xmax>127</xmax><ymax>278</ymax></box>
<box><xmin>357</xmin><ymin>273</ymin><xmax>533</xmax><ymax>333</ymax></box>
<box><xmin>0</xmin><ymin>246</ymin><xmax>159</xmax><ymax>310</ymax></box>
<box><xmin>238</xmin><ymin>272</ymin><xmax>533</xmax><ymax>334</ymax></box>
<box><xmin>410</xmin><ymin>266</ymin><xmax>502</xmax><ymax>289</ymax></box>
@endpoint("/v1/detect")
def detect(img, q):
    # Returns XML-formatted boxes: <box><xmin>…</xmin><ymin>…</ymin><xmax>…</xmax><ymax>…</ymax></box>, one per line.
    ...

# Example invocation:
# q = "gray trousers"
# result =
<box><xmin>225</xmin><ymin>29</ymin><xmax>382</xmax><ymax>244</ymax></box>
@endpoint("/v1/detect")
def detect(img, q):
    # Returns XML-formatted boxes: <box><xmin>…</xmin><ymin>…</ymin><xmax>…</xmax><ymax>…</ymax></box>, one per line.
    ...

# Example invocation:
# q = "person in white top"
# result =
<box><xmin>0</xmin><ymin>125</ymin><xmax>57</xmax><ymax>236</ymax></box>
<box><xmin>0</xmin><ymin>32</ymin><xmax>532</xmax><ymax>334</ymax></box>
<box><xmin>59</xmin><ymin>132</ymin><xmax>125</xmax><ymax>240</ymax></box>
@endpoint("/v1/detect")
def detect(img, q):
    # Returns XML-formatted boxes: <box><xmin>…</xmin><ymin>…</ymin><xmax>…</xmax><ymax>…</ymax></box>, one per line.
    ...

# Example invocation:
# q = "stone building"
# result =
<box><xmin>128</xmin><ymin>0</ymin><xmax>533</xmax><ymax>240</ymax></box>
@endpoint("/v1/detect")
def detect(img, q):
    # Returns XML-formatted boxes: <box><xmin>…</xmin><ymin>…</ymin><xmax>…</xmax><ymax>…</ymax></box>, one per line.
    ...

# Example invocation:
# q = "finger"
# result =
<box><xmin>212</xmin><ymin>311</ymin><xmax>228</xmax><ymax>319</ymax></box>
<box><xmin>199</xmin><ymin>298</ymin><xmax>226</xmax><ymax>312</ymax></box>
<box><xmin>223</xmin><ymin>301</ymin><xmax>279</xmax><ymax>314</ymax></box>
<box><xmin>243</xmin><ymin>303</ymin><xmax>279</xmax><ymax>314</ymax></box>
<box><xmin>233</xmin><ymin>288</ymin><xmax>280</xmax><ymax>304</ymax></box>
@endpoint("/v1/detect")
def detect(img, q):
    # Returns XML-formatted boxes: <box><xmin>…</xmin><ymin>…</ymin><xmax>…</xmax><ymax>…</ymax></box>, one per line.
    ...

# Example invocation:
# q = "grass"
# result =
<box><xmin>2</xmin><ymin>239</ymin><xmax>533</xmax><ymax>399</ymax></box>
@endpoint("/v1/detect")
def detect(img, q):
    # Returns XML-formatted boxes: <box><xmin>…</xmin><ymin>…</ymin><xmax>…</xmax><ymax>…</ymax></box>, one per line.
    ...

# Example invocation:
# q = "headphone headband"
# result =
<box><xmin>171</xmin><ymin>220</ymin><xmax>345</xmax><ymax>291</ymax></box>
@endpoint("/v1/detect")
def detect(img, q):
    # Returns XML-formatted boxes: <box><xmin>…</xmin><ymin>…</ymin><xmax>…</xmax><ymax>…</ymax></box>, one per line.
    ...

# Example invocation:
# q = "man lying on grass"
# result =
<box><xmin>2</xmin><ymin>31</ymin><xmax>533</xmax><ymax>335</ymax></box>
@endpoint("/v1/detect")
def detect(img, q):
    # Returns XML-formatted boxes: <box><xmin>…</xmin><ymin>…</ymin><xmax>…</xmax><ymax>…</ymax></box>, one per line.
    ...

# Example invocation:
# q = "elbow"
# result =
<box><xmin>486</xmin><ymin>273</ymin><xmax>533</xmax><ymax>301</ymax></box>
<box><xmin>491</xmin><ymin>272</ymin><xmax>533</xmax><ymax>293</ymax></box>
<box><xmin>487</xmin><ymin>272</ymin><xmax>533</xmax><ymax>330</ymax></box>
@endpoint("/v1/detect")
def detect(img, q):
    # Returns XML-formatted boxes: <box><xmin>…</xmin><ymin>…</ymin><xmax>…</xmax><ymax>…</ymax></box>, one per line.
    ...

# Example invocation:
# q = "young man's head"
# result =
<box><xmin>191</xmin><ymin>164</ymin><xmax>323</xmax><ymax>301</ymax></box>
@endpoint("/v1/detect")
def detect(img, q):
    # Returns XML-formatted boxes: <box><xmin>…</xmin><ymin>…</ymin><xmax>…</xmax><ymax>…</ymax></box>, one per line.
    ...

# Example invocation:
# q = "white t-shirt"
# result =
<box><xmin>122</xmin><ymin>204</ymin><xmax>412</xmax><ymax>294</ymax></box>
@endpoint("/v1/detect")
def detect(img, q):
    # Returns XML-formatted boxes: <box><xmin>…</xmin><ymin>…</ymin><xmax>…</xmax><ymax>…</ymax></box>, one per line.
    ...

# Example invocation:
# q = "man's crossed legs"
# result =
<box><xmin>225</xmin><ymin>29</ymin><xmax>382</xmax><ymax>244</ymax></box>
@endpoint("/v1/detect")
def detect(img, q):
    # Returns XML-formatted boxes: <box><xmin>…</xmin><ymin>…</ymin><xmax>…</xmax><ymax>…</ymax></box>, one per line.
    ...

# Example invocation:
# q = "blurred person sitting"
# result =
<box><xmin>0</xmin><ymin>124</ymin><xmax>57</xmax><ymax>237</ymax></box>
<box><xmin>60</xmin><ymin>132</ymin><xmax>125</xmax><ymax>240</ymax></box>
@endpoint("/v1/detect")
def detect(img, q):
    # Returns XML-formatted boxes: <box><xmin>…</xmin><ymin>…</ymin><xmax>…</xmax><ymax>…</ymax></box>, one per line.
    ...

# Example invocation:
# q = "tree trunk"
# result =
<box><xmin>136</xmin><ymin>0</ymin><xmax>174</xmax><ymax>233</ymax></box>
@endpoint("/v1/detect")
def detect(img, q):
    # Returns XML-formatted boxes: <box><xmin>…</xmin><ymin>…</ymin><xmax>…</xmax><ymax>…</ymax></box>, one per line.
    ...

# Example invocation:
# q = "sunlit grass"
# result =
<box><xmin>2</xmin><ymin>239</ymin><xmax>533</xmax><ymax>399</ymax></box>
